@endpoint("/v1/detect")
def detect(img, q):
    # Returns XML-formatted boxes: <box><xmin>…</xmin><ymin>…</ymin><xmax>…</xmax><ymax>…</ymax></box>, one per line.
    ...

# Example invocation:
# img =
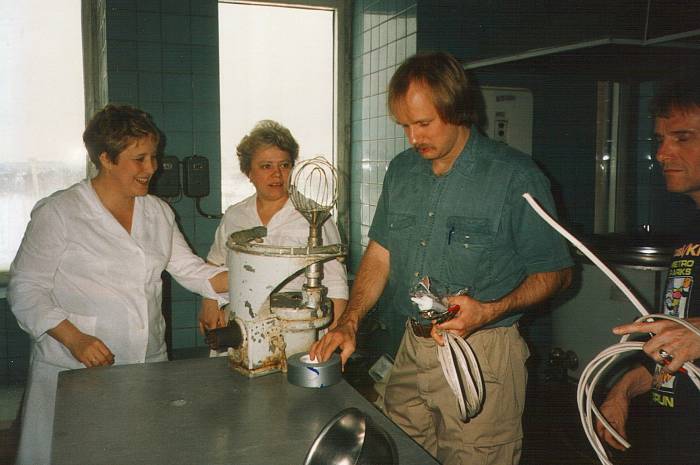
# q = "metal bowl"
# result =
<box><xmin>303</xmin><ymin>407</ymin><xmax>398</xmax><ymax>465</ymax></box>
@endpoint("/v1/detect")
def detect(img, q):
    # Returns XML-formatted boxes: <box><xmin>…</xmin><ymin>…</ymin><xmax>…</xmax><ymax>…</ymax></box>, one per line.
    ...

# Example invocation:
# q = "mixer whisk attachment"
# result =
<box><xmin>288</xmin><ymin>156</ymin><xmax>340</xmax><ymax>307</ymax></box>
<box><xmin>289</xmin><ymin>157</ymin><xmax>338</xmax><ymax>245</ymax></box>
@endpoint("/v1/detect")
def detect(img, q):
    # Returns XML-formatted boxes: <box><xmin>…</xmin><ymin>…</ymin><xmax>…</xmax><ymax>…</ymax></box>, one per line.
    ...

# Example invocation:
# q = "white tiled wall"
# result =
<box><xmin>350</xmin><ymin>0</ymin><xmax>417</xmax><ymax>272</ymax></box>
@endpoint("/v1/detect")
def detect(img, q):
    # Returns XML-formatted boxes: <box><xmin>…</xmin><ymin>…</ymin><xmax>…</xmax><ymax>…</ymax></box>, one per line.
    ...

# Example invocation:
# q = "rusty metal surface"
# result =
<box><xmin>227</xmin><ymin>240</ymin><xmax>346</xmax><ymax>259</ymax></box>
<box><xmin>52</xmin><ymin>357</ymin><xmax>439</xmax><ymax>465</ymax></box>
<box><xmin>228</xmin><ymin>318</ymin><xmax>287</xmax><ymax>376</ymax></box>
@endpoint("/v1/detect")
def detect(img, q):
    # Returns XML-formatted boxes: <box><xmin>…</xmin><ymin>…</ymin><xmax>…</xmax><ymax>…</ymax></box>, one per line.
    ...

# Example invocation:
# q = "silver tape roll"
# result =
<box><xmin>287</xmin><ymin>352</ymin><xmax>341</xmax><ymax>388</ymax></box>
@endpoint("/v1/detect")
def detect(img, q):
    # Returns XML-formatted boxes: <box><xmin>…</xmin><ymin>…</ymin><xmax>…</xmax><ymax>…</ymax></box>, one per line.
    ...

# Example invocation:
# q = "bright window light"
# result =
<box><xmin>0</xmin><ymin>0</ymin><xmax>86</xmax><ymax>272</ymax></box>
<box><xmin>218</xmin><ymin>2</ymin><xmax>335</xmax><ymax>209</ymax></box>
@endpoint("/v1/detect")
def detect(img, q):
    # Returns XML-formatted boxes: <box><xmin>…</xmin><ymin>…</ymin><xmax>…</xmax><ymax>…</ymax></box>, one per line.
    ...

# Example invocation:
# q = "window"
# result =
<box><xmin>218</xmin><ymin>1</ymin><xmax>348</xmax><ymax>214</ymax></box>
<box><xmin>0</xmin><ymin>0</ymin><xmax>86</xmax><ymax>275</ymax></box>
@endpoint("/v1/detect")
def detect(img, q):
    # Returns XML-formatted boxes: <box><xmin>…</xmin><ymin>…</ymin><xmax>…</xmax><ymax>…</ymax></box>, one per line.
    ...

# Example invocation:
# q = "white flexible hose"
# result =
<box><xmin>522</xmin><ymin>193</ymin><xmax>649</xmax><ymax>316</ymax></box>
<box><xmin>437</xmin><ymin>331</ymin><xmax>485</xmax><ymax>421</ymax></box>
<box><xmin>522</xmin><ymin>192</ymin><xmax>700</xmax><ymax>464</ymax></box>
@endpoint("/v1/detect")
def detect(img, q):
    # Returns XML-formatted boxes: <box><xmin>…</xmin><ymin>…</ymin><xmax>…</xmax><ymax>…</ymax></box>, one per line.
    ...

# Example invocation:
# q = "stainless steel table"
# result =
<box><xmin>52</xmin><ymin>357</ymin><xmax>439</xmax><ymax>465</ymax></box>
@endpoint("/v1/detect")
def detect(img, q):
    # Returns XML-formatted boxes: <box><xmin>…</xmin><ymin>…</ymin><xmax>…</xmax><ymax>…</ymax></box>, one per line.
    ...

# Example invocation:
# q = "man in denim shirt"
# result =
<box><xmin>311</xmin><ymin>52</ymin><xmax>573</xmax><ymax>465</ymax></box>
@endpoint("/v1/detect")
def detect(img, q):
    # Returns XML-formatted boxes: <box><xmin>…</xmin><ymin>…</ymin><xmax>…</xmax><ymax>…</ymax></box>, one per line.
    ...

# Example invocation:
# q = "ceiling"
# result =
<box><xmin>464</xmin><ymin>32</ymin><xmax>700</xmax><ymax>81</ymax></box>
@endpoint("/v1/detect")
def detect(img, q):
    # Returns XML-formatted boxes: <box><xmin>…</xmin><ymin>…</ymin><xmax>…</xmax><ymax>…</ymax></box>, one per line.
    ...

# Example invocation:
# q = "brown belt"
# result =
<box><xmin>409</xmin><ymin>318</ymin><xmax>433</xmax><ymax>338</ymax></box>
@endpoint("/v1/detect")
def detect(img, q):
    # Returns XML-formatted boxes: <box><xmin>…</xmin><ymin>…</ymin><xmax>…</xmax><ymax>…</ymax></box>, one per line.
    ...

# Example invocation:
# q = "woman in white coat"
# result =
<box><xmin>8</xmin><ymin>104</ymin><xmax>228</xmax><ymax>465</ymax></box>
<box><xmin>198</xmin><ymin>120</ymin><xmax>348</xmax><ymax>336</ymax></box>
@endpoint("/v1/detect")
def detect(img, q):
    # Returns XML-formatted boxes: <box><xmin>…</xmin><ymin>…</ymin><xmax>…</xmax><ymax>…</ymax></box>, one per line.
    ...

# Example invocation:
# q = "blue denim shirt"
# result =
<box><xmin>369</xmin><ymin>130</ymin><xmax>573</xmax><ymax>352</ymax></box>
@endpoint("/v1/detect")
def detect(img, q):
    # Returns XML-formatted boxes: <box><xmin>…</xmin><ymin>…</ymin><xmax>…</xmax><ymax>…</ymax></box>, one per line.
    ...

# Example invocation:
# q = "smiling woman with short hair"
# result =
<box><xmin>8</xmin><ymin>104</ymin><xmax>229</xmax><ymax>465</ymax></box>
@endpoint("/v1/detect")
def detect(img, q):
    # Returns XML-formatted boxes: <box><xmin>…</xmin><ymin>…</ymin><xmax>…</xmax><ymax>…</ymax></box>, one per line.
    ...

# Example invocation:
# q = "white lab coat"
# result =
<box><xmin>208</xmin><ymin>194</ymin><xmax>349</xmax><ymax>300</ymax></box>
<box><xmin>8</xmin><ymin>179</ymin><xmax>227</xmax><ymax>465</ymax></box>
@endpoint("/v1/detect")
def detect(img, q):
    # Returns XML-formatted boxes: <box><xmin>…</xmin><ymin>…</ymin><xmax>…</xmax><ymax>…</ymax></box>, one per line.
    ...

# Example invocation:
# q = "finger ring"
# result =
<box><xmin>659</xmin><ymin>349</ymin><xmax>672</xmax><ymax>360</ymax></box>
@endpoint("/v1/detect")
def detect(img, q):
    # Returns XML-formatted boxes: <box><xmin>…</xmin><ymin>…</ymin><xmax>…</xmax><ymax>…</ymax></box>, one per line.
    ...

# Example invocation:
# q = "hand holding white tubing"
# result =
<box><xmin>578</xmin><ymin>325</ymin><xmax>700</xmax><ymax>465</ymax></box>
<box><xmin>522</xmin><ymin>193</ymin><xmax>700</xmax><ymax>464</ymax></box>
<box><xmin>625</xmin><ymin>314</ymin><xmax>700</xmax><ymax>389</ymax></box>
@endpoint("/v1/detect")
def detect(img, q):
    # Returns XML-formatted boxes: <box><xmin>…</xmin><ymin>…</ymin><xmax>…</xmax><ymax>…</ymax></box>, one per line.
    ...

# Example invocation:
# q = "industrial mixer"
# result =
<box><xmin>211</xmin><ymin>157</ymin><xmax>346</xmax><ymax>377</ymax></box>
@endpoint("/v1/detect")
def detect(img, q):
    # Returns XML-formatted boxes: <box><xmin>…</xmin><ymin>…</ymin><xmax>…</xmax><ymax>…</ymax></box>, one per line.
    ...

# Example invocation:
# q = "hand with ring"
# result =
<box><xmin>613</xmin><ymin>316</ymin><xmax>700</xmax><ymax>373</ymax></box>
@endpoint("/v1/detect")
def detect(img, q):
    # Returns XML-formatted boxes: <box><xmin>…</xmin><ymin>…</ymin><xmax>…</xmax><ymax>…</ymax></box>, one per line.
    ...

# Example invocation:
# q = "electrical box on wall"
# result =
<box><xmin>480</xmin><ymin>86</ymin><xmax>533</xmax><ymax>155</ymax></box>
<box><xmin>183</xmin><ymin>155</ymin><xmax>210</xmax><ymax>198</ymax></box>
<box><xmin>149</xmin><ymin>155</ymin><xmax>181</xmax><ymax>198</ymax></box>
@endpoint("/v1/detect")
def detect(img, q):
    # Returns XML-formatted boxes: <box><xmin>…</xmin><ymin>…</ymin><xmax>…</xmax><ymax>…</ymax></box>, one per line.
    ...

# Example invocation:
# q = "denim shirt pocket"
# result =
<box><xmin>387</xmin><ymin>213</ymin><xmax>416</xmax><ymax>269</ymax></box>
<box><xmin>388</xmin><ymin>213</ymin><xmax>416</xmax><ymax>236</ymax></box>
<box><xmin>442</xmin><ymin>216</ymin><xmax>493</xmax><ymax>292</ymax></box>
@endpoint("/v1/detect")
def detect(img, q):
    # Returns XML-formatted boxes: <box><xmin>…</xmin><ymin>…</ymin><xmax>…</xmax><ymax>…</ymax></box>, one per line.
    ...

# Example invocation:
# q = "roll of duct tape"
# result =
<box><xmin>287</xmin><ymin>352</ymin><xmax>342</xmax><ymax>388</ymax></box>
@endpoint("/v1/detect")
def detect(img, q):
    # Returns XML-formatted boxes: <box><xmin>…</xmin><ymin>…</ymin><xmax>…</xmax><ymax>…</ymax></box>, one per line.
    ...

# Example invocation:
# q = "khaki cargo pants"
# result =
<box><xmin>379</xmin><ymin>323</ymin><xmax>530</xmax><ymax>465</ymax></box>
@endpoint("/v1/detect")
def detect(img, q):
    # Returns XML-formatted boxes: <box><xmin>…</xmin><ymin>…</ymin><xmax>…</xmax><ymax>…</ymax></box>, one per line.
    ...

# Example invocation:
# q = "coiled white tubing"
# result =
<box><xmin>578</xmin><ymin>315</ymin><xmax>700</xmax><ymax>465</ymax></box>
<box><xmin>437</xmin><ymin>331</ymin><xmax>484</xmax><ymax>421</ymax></box>
<box><xmin>522</xmin><ymin>193</ymin><xmax>700</xmax><ymax>464</ymax></box>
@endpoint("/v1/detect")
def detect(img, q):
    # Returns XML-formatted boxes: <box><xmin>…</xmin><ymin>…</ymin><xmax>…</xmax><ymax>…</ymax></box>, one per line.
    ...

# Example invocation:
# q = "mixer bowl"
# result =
<box><xmin>303</xmin><ymin>407</ymin><xmax>398</xmax><ymax>465</ymax></box>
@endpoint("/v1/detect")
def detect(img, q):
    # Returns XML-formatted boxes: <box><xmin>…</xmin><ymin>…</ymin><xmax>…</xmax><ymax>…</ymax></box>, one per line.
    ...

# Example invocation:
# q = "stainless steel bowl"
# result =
<box><xmin>303</xmin><ymin>407</ymin><xmax>398</xmax><ymax>465</ymax></box>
